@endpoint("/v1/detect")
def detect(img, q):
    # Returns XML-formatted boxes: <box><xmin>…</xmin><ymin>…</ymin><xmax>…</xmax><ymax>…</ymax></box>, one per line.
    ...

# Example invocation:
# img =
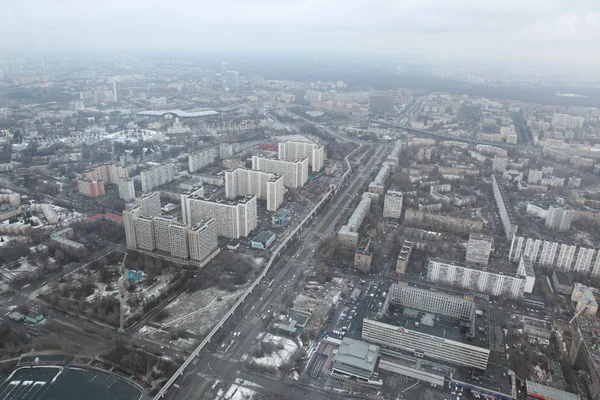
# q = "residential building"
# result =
<box><xmin>517</xmin><ymin>255</ymin><xmax>535</xmax><ymax>293</ymax></box>
<box><xmin>354</xmin><ymin>238</ymin><xmax>373</xmax><ymax>272</ymax></box>
<box><xmin>252</xmin><ymin>155</ymin><xmax>308</xmax><ymax>188</ymax></box>
<box><xmin>134</xmin><ymin>216</ymin><xmax>155</xmax><ymax>251</ymax></box>
<box><xmin>278</xmin><ymin>140</ymin><xmax>325</xmax><ymax>172</ymax></box>
<box><xmin>545</xmin><ymin>206</ymin><xmax>574</xmax><ymax>231</ymax></box>
<box><xmin>466</xmin><ymin>233</ymin><xmax>493</xmax><ymax>266</ymax></box>
<box><xmin>369</xmin><ymin>95</ymin><xmax>394</xmax><ymax>113</ymax></box>
<box><xmin>338</xmin><ymin>192</ymin><xmax>377</xmax><ymax>247</ymax></box>
<box><xmin>368</xmin><ymin>162</ymin><xmax>393</xmax><ymax>195</ymax></box>
<box><xmin>492</xmin><ymin>175</ymin><xmax>518</xmax><ymax>240</ymax></box>
<box><xmin>83</xmin><ymin>164</ymin><xmax>129</xmax><ymax>184</ymax></box>
<box><xmin>383</xmin><ymin>190</ymin><xmax>403</xmax><ymax>218</ymax></box>
<box><xmin>118</xmin><ymin>177</ymin><xmax>135</xmax><ymax>202</ymax></box>
<box><xmin>76</xmin><ymin>179</ymin><xmax>105</xmax><ymax>197</ymax></box>
<box><xmin>528</xmin><ymin>169</ymin><xmax>543</xmax><ymax>184</ymax></box>
<box><xmin>224</xmin><ymin>168</ymin><xmax>284</xmax><ymax>211</ymax></box>
<box><xmin>123</xmin><ymin>207</ymin><xmax>140</xmax><ymax>249</ymax></box>
<box><xmin>135</xmin><ymin>192</ymin><xmax>161</xmax><ymax>217</ymax></box>
<box><xmin>181</xmin><ymin>190</ymin><xmax>257</xmax><ymax>239</ymax></box>
<box><xmin>141</xmin><ymin>163</ymin><xmax>175</xmax><ymax>192</ymax></box>
<box><xmin>187</xmin><ymin>218</ymin><xmax>218</xmax><ymax>262</ymax></box>
<box><xmin>169</xmin><ymin>222</ymin><xmax>191</xmax><ymax>260</ymax></box>
<box><xmin>492</xmin><ymin>156</ymin><xmax>508</xmax><ymax>173</ymax></box>
<box><xmin>189</xmin><ymin>147</ymin><xmax>217</xmax><ymax>173</ymax></box>
<box><xmin>396</xmin><ymin>241</ymin><xmax>413</xmax><ymax>275</ymax></box>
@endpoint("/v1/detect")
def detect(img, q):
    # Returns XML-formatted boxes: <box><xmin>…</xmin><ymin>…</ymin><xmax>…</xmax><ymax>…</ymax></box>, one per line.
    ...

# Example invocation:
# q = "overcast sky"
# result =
<box><xmin>3</xmin><ymin>0</ymin><xmax>600</xmax><ymax>68</ymax></box>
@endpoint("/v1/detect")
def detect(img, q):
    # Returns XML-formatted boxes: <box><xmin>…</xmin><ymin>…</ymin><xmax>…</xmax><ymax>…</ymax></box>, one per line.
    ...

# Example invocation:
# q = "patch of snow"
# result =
<box><xmin>223</xmin><ymin>384</ymin><xmax>255</xmax><ymax>400</ymax></box>
<box><xmin>251</xmin><ymin>334</ymin><xmax>298</xmax><ymax>369</ymax></box>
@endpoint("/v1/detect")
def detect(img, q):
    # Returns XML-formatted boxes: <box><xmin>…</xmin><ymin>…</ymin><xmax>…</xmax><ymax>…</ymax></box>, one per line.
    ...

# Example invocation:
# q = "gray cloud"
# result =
<box><xmin>2</xmin><ymin>0</ymin><xmax>599</xmax><ymax>68</ymax></box>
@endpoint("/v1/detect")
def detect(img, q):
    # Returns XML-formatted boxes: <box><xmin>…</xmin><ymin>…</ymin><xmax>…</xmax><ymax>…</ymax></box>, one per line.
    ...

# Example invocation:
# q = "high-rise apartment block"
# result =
<box><xmin>252</xmin><ymin>155</ymin><xmax>308</xmax><ymax>188</ymax></box>
<box><xmin>181</xmin><ymin>188</ymin><xmax>257</xmax><ymax>239</ymax></box>
<box><xmin>134</xmin><ymin>216</ymin><xmax>156</xmax><ymax>251</ymax></box>
<box><xmin>466</xmin><ymin>233</ymin><xmax>493</xmax><ymax>266</ymax></box>
<box><xmin>76</xmin><ymin>179</ymin><xmax>105</xmax><ymax>197</ymax></box>
<box><xmin>189</xmin><ymin>148</ymin><xmax>217</xmax><ymax>173</ymax></box>
<box><xmin>225</xmin><ymin>168</ymin><xmax>284</xmax><ymax>211</ymax></box>
<box><xmin>135</xmin><ymin>192</ymin><xmax>161</xmax><ymax>217</ymax></box>
<box><xmin>545</xmin><ymin>206</ymin><xmax>574</xmax><ymax>232</ymax></box>
<box><xmin>382</xmin><ymin>190</ymin><xmax>403</xmax><ymax>218</ymax></box>
<box><xmin>83</xmin><ymin>164</ymin><xmax>129</xmax><ymax>184</ymax></box>
<box><xmin>278</xmin><ymin>140</ymin><xmax>325</xmax><ymax>172</ymax></box>
<box><xmin>118</xmin><ymin>177</ymin><xmax>135</xmax><ymax>202</ymax></box>
<box><xmin>188</xmin><ymin>218</ymin><xmax>218</xmax><ymax>262</ymax></box>
<box><xmin>153</xmin><ymin>216</ymin><xmax>177</xmax><ymax>254</ymax></box>
<box><xmin>141</xmin><ymin>163</ymin><xmax>175</xmax><ymax>192</ymax></box>
<box><xmin>492</xmin><ymin>156</ymin><xmax>508</xmax><ymax>173</ymax></box>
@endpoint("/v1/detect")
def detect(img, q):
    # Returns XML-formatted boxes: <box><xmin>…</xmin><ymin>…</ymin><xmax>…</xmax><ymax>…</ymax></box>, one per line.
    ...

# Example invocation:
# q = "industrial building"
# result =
<box><xmin>224</xmin><ymin>168</ymin><xmax>284</xmax><ymax>211</ymax></box>
<box><xmin>552</xmin><ymin>271</ymin><xmax>573</xmax><ymax>294</ymax></box>
<box><xmin>368</xmin><ymin>162</ymin><xmax>393</xmax><ymax>195</ymax></box>
<box><xmin>251</xmin><ymin>154</ymin><xmax>308</xmax><ymax>188</ymax></box>
<box><xmin>492</xmin><ymin>175</ymin><xmax>518</xmax><ymax>240</ymax></box>
<box><xmin>278</xmin><ymin>140</ymin><xmax>325</xmax><ymax>172</ymax></box>
<box><xmin>466</xmin><ymin>233</ymin><xmax>493</xmax><ymax>266</ymax></box>
<box><xmin>382</xmin><ymin>190</ymin><xmax>403</xmax><ymax>219</ymax></box>
<box><xmin>76</xmin><ymin>178</ymin><xmax>105</xmax><ymax>197</ymax></box>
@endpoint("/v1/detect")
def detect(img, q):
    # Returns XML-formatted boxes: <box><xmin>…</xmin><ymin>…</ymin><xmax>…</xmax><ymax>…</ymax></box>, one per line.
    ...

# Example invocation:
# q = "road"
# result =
<box><xmin>166</xmin><ymin>144</ymin><xmax>388</xmax><ymax>399</ymax></box>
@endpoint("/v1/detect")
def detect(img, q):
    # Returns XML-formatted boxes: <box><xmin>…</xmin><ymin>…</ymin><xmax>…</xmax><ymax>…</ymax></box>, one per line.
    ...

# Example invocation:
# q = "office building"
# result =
<box><xmin>252</xmin><ymin>155</ymin><xmax>308</xmax><ymax>189</ymax></box>
<box><xmin>383</xmin><ymin>190</ymin><xmax>403</xmax><ymax>218</ymax></box>
<box><xmin>492</xmin><ymin>175</ymin><xmax>518</xmax><ymax>240</ymax></box>
<box><xmin>187</xmin><ymin>218</ymin><xmax>218</xmax><ymax>262</ymax></box>
<box><xmin>135</xmin><ymin>192</ymin><xmax>161</xmax><ymax>217</ymax></box>
<box><xmin>225</xmin><ymin>168</ymin><xmax>284</xmax><ymax>211</ymax></box>
<box><xmin>466</xmin><ymin>233</ymin><xmax>493</xmax><ymax>266</ymax></box>
<box><xmin>333</xmin><ymin>338</ymin><xmax>380</xmax><ymax>381</ymax></box>
<box><xmin>118</xmin><ymin>177</ymin><xmax>135</xmax><ymax>202</ymax></box>
<box><xmin>278</xmin><ymin>141</ymin><xmax>325</xmax><ymax>172</ymax></box>
<box><xmin>396</xmin><ymin>241</ymin><xmax>413</xmax><ymax>275</ymax></box>
<box><xmin>426</xmin><ymin>258</ymin><xmax>526</xmax><ymax>298</ymax></box>
<box><xmin>76</xmin><ymin>179</ymin><xmax>105</xmax><ymax>197</ymax></box>
<box><xmin>251</xmin><ymin>230</ymin><xmax>276</xmax><ymax>249</ymax></box>
<box><xmin>517</xmin><ymin>255</ymin><xmax>535</xmax><ymax>293</ymax></box>
<box><xmin>181</xmin><ymin>190</ymin><xmax>257</xmax><ymax>239</ymax></box>
<box><xmin>492</xmin><ymin>156</ymin><xmax>508</xmax><ymax>173</ymax></box>
<box><xmin>362</xmin><ymin>284</ymin><xmax>490</xmax><ymax>370</ymax></box>
<box><xmin>189</xmin><ymin>148</ymin><xmax>217</xmax><ymax>173</ymax></box>
<box><xmin>141</xmin><ymin>163</ymin><xmax>175</xmax><ymax>192</ymax></box>
<box><xmin>545</xmin><ymin>206</ymin><xmax>574</xmax><ymax>232</ymax></box>
<box><xmin>354</xmin><ymin>238</ymin><xmax>373</xmax><ymax>273</ymax></box>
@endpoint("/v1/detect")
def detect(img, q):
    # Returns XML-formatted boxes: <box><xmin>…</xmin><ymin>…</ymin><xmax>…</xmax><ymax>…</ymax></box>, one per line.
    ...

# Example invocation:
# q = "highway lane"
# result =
<box><xmin>169</xmin><ymin>144</ymin><xmax>388</xmax><ymax>399</ymax></box>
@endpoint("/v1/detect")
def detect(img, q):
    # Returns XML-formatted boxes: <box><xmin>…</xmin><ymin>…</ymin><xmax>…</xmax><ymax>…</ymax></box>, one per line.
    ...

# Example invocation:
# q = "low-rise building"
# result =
<box><xmin>354</xmin><ymin>237</ymin><xmax>373</xmax><ymax>273</ymax></box>
<box><xmin>333</xmin><ymin>338</ymin><xmax>380</xmax><ymax>381</ymax></box>
<box><xmin>552</xmin><ymin>271</ymin><xmax>573</xmax><ymax>295</ymax></box>
<box><xmin>251</xmin><ymin>230</ymin><xmax>276</xmax><ymax>249</ymax></box>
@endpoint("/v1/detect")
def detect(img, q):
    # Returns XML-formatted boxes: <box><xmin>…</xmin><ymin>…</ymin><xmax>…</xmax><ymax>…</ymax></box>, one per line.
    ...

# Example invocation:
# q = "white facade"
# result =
<box><xmin>545</xmin><ymin>206</ymin><xmax>573</xmax><ymax>232</ymax></box>
<box><xmin>189</xmin><ymin>147</ymin><xmax>217</xmax><ymax>173</ymax></box>
<box><xmin>517</xmin><ymin>255</ymin><xmax>535</xmax><ymax>293</ymax></box>
<box><xmin>278</xmin><ymin>140</ymin><xmax>325</xmax><ymax>172</ymax></box>
<box><xmin>252</xmin><ymin>155</ymin><xmax>308</xmax><ymax>188</ymax></box>
<box><xmin>383</xmin><ymin>190</ymin><xmax>403</xmax><ymax>219</ymax></box>
<box><xmin>153</xmin><ymin>216</ymin><xmax>177</xmax><ymax>253</ymax></box>
<box><xmin>118</xmin><ymin>177</ymin><xmax>135</xmax><ymax>202</ymax></box>
<box><xmin>466</xmin><ymin>233</ymin><xmax>493</xmax><ymax>266</ymax></box>
<box><xmin>187</xmin><ymin>218</ymin><xmax>218</xmax><ymax>262</ymax></box>
<box><xmin>169</xmin><ymin>222</ymin><xmax>190</xmax><ymax>259</ymax></box>
<box><xmin>492</xmin><ymin>175</ymin><xmax>518</xmax><ymax>240</ymax></box>
<box><xmin>141</xmin><ymin>163</ymin><xmax>175</xmax><ymax>192</ymax></box>
<box><xmin>528</xmin><ymin>169</ymin><xmax>543</xmax><ymax>184</ymax></box>
<box><xmin>426</xmin><ymin>259</ymin><xmax>525</xmax><ymax>298</ymax></box>
<box><xmin>123</xmin><ymin>207</ymin><xmax>140</xmax><ymax>249</ymax></box>
<box><xmin>135</xmin><ymin>191</ymin><xmax>161</xmax><ymax>217</ymax></box>
<box><xmin>492</xmin><ymin>156</ymin><xmax>508</xmax><ymax>173</ymax></box>
<box><xmin>225</xmin><ymin>168</ymin><xmax>284</xmax><ymax>211</ymax></box>
<box><xmin>181</xmin><ymin>193</ymin><xmax>257</xmax><ymax>239</ymax></box>
<box><xmin>134</xmin><ymin>216</ymin><xmax>155</xmax><ymax>251</ymax></box>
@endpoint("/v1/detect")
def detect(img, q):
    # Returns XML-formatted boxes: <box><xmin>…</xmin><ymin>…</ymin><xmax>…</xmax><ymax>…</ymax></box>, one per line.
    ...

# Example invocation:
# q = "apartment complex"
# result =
<box><xmin>118</xmin><ymin>177</ymin><xmax>135</xmax><ymax>202</ymax></box>
<box><xmin>181</xmin><ymin>188</ymin><xmax>257</xmax><ymax>239</ymax></box>
<box><xmin>189</xmin><ymin>147</ymin><xmax>217</xmax><ymax>173</ymax></box>
<box><xmin>396</xmin><ymin>241</ymin><xmax>413</xmax><ymax>275</ymax></box>
<box><xmin>492</xmin><ymin>175</ymin><xmax>518</xmax><ymax>240</ymax></box>
<box><xmin>383</xmin><ymin>190</ymin><xmax>403</xmax><ymax>218</ymax></box>
<box><xmin>187</xmin><ymin>218</ymin><xmax>218</xmax><ymax>262</ymax></box>
<box><xmin>338</xmin><ymin>192</ymin><xmax>377</xmax><ymax>247</ymax></box>
<box><xmin>135</xmin><ymin>192</ymin><xmax>161</xmax><ymax>218</ymax></box>
<box><xmin>509</xmin><ymin>235</ymin><xmax>600</xmax><ymax>277</ymax></box>
<box><xmin>362</xmin><ymin>284</ymin><xmax>490</xmax><ymax>371</ymax></box>
<box><xmin>368</xmin><ymin>162</ymin><xmax>393</xmax><ymax>195</ymax></box>
<box><xmin>426</xmin><ymin>258</ymin><xmax>526</xmax><ymax>298</ymax></box>
<box><xmin>545</xmin><ymin>206</ymin><xmax>574</xmax><ymax>232</ymax></box>
<box><xmin>278</xmin><ymin>140</ymin><xmax>325</xmax><ymax>172</ymax></box>
<box><xmin>141</xmin><ymin>163</ymin><xmax>175</xmax><ymax>192</ymax></box>
<box><xmin>466</xmin><ymin>233</ymin><xmax>493</xmax><ymax>266</ymax></box>
<box><xmin>492</xmin><ymin>156</ymin><xmax>508</xmax><ymax>173</ymax></box>
<box><xmin>83</xmin><ymin>164</ymin><xmax>129</xmax><ymax>184</ymax></box>
<box><xmin>517</xmin><ymin>255</ymin><xmax>536</xmax><ymax>293</ymax></box>
<box><xmin>354</xmin><ymin>238</ymin><xmax>373</xmax><ymax>273</ymax></box>
<box><xmin>224</xmin><ymin>168</ymin><xmax>284</xmax><ymax>211</ymax></box>
<box><xmin>251</xmin><ymin>155</ymin><xmax>308</xmax><ymax>189</ymax></box>
<box><xmin>76</xmin><ymin>178</ymin><xmax>105</xmax><ymax>197</ymax></box>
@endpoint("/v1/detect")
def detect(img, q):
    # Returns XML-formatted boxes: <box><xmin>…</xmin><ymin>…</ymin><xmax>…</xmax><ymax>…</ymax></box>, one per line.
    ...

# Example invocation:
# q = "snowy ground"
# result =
<box><xmin>252</xmin><ymin>333</ymin><xmax>298</xmax><ymax>369</ymax></box>
<box><xmin>221</xmin><ymin>384</ymin><xmax>255</xmax><ymax>400</ymax></box>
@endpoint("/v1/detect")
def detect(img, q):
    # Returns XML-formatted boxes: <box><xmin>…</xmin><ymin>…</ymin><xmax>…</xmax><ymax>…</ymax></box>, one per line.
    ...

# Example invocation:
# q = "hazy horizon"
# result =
<box><xmin>3</xmin><ymin>0</ymin><xmax>600</xmax><ymax>72</ymax></box>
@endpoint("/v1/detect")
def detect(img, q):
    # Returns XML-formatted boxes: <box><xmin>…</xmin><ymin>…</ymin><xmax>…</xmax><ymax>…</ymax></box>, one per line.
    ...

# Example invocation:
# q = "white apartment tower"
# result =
<box><xmin>134</xmin><ymin>216</ymin><xmax>156</xmax><ymax>251</ymax></box>
<box><xmin>545</xmin><ymin>206</ymin><xmax>574</xmax><ymax>232</ymax></box>
<box><xmin>492</xmin><ymin>156</ymin><xmax>509</xmax><ymax>173</ymax></box>
<box><xmin>123</xmin><ymin>208</ymin><xmax>140</xmax><ymax>249</ymax></box>
<box><xmin>224</xmin><ymin>168</ymin><xmax>284</xmax><ymax>211</ymax></box>
<box><xmin>118</xmin><ymin>177</ymin><xmax>135</xmax><ymax>202</ymax></box>
<box><xmin>153</xmin><ymin>216</ymin><xmax>177</xmax><ymax>254</ymax></box>
<box><xmin>189</xmin><ymin>148</ymin><xmax>217</xmax><ymax>173</ymax></box>
<box><xmin>252</xmin><ymin>155</ymin><xmax>308</xmax><ymax>188</ymax></box>
<box><xmin>188</xmin><ymin>218</ymin><xmax>218</xmax><ymax>262</ymax></box>
<box><xmin>528</xmin><ymin>169</ymin><xmax>543</xmax><ymax>184</ymax></box>
<box><xmin>382</xmin><ymin>190</ymin><xmax>403</xmax><ymax>218</ymax></box>
<box><xmin>169</xmin><ymin>222</ymin><xmax>191</xmax><ymax>260</ymax></box>
<box><xmin>466</xmin><ymin>233</ymin><xmax>493</xmax><ymax>266</ymax></box>
<box><xmin>278</xmin><ymin>141</ymin><xmax>325</xmax><ymax>172</ymax></box>
<box><xmin>141</xmin><ymin>163</ymin><xmax>174</xmax><ymax>192</ymax></box>
<box><xmin>135</xmin><ymin>192</ymin><xmax>161</xmax><ymax>217</ymax></box>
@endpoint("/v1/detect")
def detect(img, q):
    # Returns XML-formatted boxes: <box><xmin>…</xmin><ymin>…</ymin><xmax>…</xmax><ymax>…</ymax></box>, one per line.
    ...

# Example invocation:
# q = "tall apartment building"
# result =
<box><xmin>123</xmin><ymin>207</ymin><xmax>140</xmax><ymax>249</ymax></box>
<box><xmin>383</xmin><ymin>190</ymin><xmax>403</xmax><ymax>219</ymax></box>
<box><xmin>76</xmin><ymin>179</ymin><xmax>105</xmax><ymax>197</ymax></box>
<box><xmin>118</xmin><ymin>177</ymin><xmax>135</xmax><ymax>202</ymax></box>
<box><xmin>181</xmin><ymin>191</ymin><xmax>257</xmax><ymax>239</ymax></box>
<box><xmin>252</xmin><ymin>155</ymin><xmax>308</xmax><ymax>189</ymax></box>
<box><xmin>188</xmin><ymin>218</ymin><xmax>218</xmax><ymax>262</ymax></box>
<box><xmin>83</xmin><ymin>164</ymin><xmax>129</xmax><ymax>184</ymax></box>
<box><xmin>517</xmin><ymin>255</ymin><xmax>536</xmax><ymax>293</ymax></box>
<box><xmin>426</xmin><ymin>258</ymin><xmax>526</xmax><ymax>298</ymax></box>
<box><xmin>338</xmin><ymin>192</ymin><xmax>377</xmax><ymax>247</ymax></box>
<box><xmin>278</xmin><ymin>141</ymin><xmax>325</xmax><ymax>172</ymax></box>
<box><xmin>528</xmin><ymin>169</ymin><xmax>543</xmax><ymax>184</ymax></box>
<box><xmin>189</xmin><ymin>147</ymin><xmax>217</xmax><ymax>173</ymax></box>
<box><xmin>466</xmin><ymin>233</ymin><xmax>493</xmax><ymax>266</ymax></box>
<box><xmin>492</xmin><ymin>175</ymin><xmax>518</xmax><ymax>240</ymax></box>
<box><xmin>368</xmin><ymin>162</ymin><xmax>393</xmax><ymax>195</ymax></box>
<box><xmin>135</xmin><ymin>216</ymin><xmax>156</xmax><ymax>251</ymax></box>
<box><xmin>169</xmin><ymin>222</ymin><xmax>191</xmax><ymax>260</ymax></box>
<box><xmin>219</xmin><ymin>143</ymin><xmax>233</xmax><ymax>159</ymax></box>
<box><xmin>492</xmin><ymin>156</ymin><xmax>509</xmax><ymax>173</ymax></box>
<box><xmin>135</xmin><ymin>192</ymin><xmax>161</xmax><ymax>217</ymax></box>
<box><xmin>224</xmin><ymin>168</ymin><xmax>284</xmax><ymax>211</ymax></box>
<box><xmin>545</xmin><ymin>206</ymin><xmax>574</xmax><ymax>232</ymax></box>
<box><xmin>141</xmin><ymin>163</ymin><xmax>175</xmax><ymax>192</ymax></box>
<box><xmin>153</xmin><ymin>216</ymin><xmax>177</xmax><ymax>254</ymax></box>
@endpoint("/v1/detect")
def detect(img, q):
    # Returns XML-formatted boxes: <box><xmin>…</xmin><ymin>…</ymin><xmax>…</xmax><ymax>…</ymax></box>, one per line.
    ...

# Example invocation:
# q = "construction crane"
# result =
<box><xmin>569</xmin><ymin>302</ymin><xmax>590</xmax><ymax>324</ymax></box>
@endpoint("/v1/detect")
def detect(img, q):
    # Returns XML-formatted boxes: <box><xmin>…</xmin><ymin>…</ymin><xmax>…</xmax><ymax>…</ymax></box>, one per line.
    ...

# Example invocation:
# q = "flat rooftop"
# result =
<box><xmin>335</xmin><ymin>338</ymin><xmax>380</xmax><ymax>373</ymax></box>
<box><xmin>526</xmin><ymin>380</ymin><xmax>580</xmax><ymax>400</ymax></box>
